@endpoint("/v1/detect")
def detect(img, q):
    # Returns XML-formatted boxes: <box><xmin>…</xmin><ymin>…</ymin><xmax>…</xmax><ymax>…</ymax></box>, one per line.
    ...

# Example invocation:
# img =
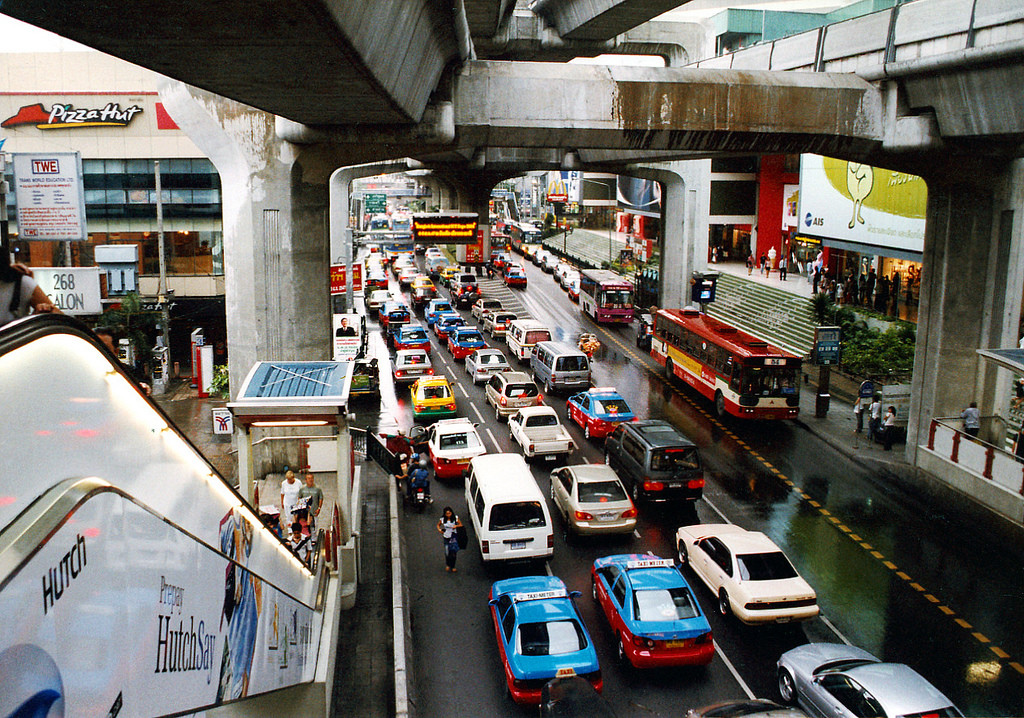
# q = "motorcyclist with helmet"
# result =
<box><xmin>408</xmin><ymin>454</ymin><xmax>432</xmax><ymax>504</ymax></box>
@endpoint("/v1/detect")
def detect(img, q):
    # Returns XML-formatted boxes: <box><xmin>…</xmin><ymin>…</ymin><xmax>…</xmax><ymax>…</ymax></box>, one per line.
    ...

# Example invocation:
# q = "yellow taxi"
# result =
<box><xmin>411</xmin><ymin>376</ymin><xmax>457</xmax><ymax>421</ymax></box>
<box><xmin>439</xmin><ymin>265</ymin><xmax>461</xmax><ymax>289</ymax></box>
<box><xmin>412</xmin><ymin>276</ymin><xmax>436</xmax><ymax>292</ymax></box>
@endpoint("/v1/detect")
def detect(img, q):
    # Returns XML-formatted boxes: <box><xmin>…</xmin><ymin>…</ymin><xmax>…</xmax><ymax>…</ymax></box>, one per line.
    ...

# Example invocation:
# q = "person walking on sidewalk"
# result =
<box><xmin>280</xmin><ymin>470</ymin><xmax>302</xmax><ymax>528</ymax></box>
<box><xmin>853</xmin><ymin>395</ymin><xmax>864</xmax><ymax>433</ymax></box>
<box><xmin>746</xmin><ymin>253</ymin><xmax>754</xmax><ymax>276</ymax></box>
<box><xmin>868</xmin><ymin>395</ymin><xmax>883</xmax><ymax>443</ymax></box>
<box><xmin>779</xmin><ymin>255</ymin><xmax>787</xmax><ymax>281</ymax></box>
<box><xmin>437</xmin><ymin>506</ymin><xmax>463</xmax><ymax>572</ymax></box>
<box><xmin>960</xmin><ymin>401</ymin><xmax>981</xmax><ymax>438</ymax></box>
<box><xmin>298</xmin><ymin>472</ymin><xmax>324</xmax><ymax>532</ymax></box>
<box><xmin>882</xmin><ymin>406</ymin><xmax>897</xmax><ymax>450</ymax></box>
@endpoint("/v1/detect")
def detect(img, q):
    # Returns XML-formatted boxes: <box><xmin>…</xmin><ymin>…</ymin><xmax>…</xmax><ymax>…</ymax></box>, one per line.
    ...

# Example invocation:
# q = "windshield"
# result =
<box><xmin>488</xmin><ymin>501</ymin><xmax>547</xmax><ymax>531</ymax></box>
<box><xmin>734</xmin><ymin>365</ymin><xmax>799</xmax><ymax>398</ymax></box>
<box><xmin>633</xmin><ymin>587</ymin><xmax>700</xmax><ymax>621</ymax></box>
<box><xmin>737</xmin><ymin>551</ymin><xmax>799</xmax><ymax>581</ymax></box>
<box><xmin>479</xmin><ymin>353</ymin><xmax>505</xmax><ymax>366</ymax></box>
<box><xmin>402</xmin><ymin>353</ymin><xmax>427</xmax><ymax>365</ymax></box>
<box><xmin>402</xmin><ymin>330</ymin><xmax>428</xmax><ymax>342</ymax></box>
<box><xmin>438</xmin><ymin>431</ymin><xmax>482</xmax><ymax>450</ymax></box>
<box><xmin>593</xmin><ymin>398</ymin><xmax>629</xmax><ymax>415</ymax></box>
<box><xmin>650</xmin><ymin>448</ymin><xmax>701</xmax><ymax>472</ymax></box>
<box><xmin>577</xmin><ymin>480</ymin><xmax>627</xmax><ymax>503</ymax></box>
<box><xmin>390</xmin><ymin>311</ymin><xmax>410</xmax><ymax>323</ymax></box>
<box><xmin>525</xmin><ymin>413</ymin><xmax>558</xmax><ymax>427</ymax></box>
<box><xmin>459</xmin><ymin>331</ymin><xmax>483</xmax><ymax>343</ymax></box>
<box><xmin>506</xmin><ymin>383</ymin><xmax>539</xmax><ymax>398</ymax></box>
<box><xmin>495</xmin><ymin>314</ymin><xmax>516</xmax><ymax>323</ymax></box>
<box><xmin>421</xmin><ymin>385</ymin><xmax>451</xmax><ymax>400</ymax></box>
<box><xmin>459</xmin><ymin>274</ymin><xmax>476</xmax><ymax>284</ymax></box>
<box><xmin>516</xmin><ymin>620</ymin><xmax>586</xmax><ymax>656</ymax></box>
<box><xmin>599</xmin><ymin>289</ymin><xmax>632</xmax><ymax>308</ymax></box>
<box><xmin>431</xmin><ymin>303</ymin><xmax>452</xmax><ymax>314</ymax></box>
<box><xmin>525</xmin><ymin>330</ymin><xmax>551</xmax><ymax>344</ymax></box>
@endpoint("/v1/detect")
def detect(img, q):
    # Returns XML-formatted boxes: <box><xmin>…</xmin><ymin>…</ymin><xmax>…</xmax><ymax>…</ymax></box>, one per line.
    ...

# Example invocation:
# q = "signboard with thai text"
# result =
<box><xmin>411</xmin><ymin>213</ymin><xmax>478</xmax><ymax>244</ymax></box>
<box><xmin>13</xmin><ymin>152</ymin><xmax>88</xmax><ymax>241</ymax></box>
<box><xmin>329</xmin><ymin>263</ymin><xmax>363</xmax><ymax>295</ymax></box>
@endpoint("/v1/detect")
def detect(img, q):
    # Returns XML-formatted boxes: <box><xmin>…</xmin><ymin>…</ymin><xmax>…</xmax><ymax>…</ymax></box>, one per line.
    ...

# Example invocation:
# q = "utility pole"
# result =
<box><xmin>154</xmin><ymin>161</ymin><xmax>170</xmax><ymax>392</ymax></box>
<box><xmin>0</xmin><ymin>151</ymin><xmax>8</xmax><ymax>257</ymax></box>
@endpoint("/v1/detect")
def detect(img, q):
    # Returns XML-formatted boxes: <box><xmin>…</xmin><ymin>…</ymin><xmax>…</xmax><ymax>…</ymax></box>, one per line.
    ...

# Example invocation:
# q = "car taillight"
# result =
<box><xmin>395</xmin><ymin>370</ymin><xmax>405</xmax><ymax>377</ymax></box>
<box><xmin>621</xmin><ymin>507</ymin><xmax>637</xmax><ymax>519</ymax></box>
<box><xmin>481</xmin><ymin>540</ymin><xmax>489</xmax><ymax>554</ymax></box>
<box><xmin>528</xmin><ymin>443</ymin><xmax>535</xmax><ymax>453</ymax></box>
<box><xmin>547</xmin><ymin>534</ymin><xmax>554</xmax><ymax>548</ymax></box>
<box><xmin>426</xmin><ymin>368</ymin><xmax>435</xmax><ymax>375</ymax></box>
<box><xmin>688</xmin><ymin>478</ymin><xmax>705</xmax><ymax>490</ymax></box>
<box><xmin>535</xmin><ymin>395</ymin><xmax>543</xmax><ymax>405</ymax></box>
<box><xmin>695</xmin><ymin>631</ymin><xmax>713</xmax><ymax>645</ymax></box>
<box><xmin>574</xmin><ymin>510</ymin><xmax>594</xmax><ymax>521</ymax></box>
<box><xmin>500</xmin><ymin>396</ymin><xmax>507</xmax><ymax>406</ymax></box>
<box><xmin>643</xmin><ymin>480</ymin><xmax>665</xmax><ymax>491</ymax></box>
<box><xmin>631</xmin><ymin>636</ymin><xmax>656</xmax><ymax>648</ymax></box>
<box><xmin>446</xmin><ymin>402</ymin><xmax>456</xmax><ymax>410</ymax></box>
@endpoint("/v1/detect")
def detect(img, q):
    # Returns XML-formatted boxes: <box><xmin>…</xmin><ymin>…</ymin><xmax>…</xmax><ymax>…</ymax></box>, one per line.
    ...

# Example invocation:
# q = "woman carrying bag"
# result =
<box><xmin>437</xmin><ymin>506</ymin><xmax>465</xmax><ymax>573</ymax></box>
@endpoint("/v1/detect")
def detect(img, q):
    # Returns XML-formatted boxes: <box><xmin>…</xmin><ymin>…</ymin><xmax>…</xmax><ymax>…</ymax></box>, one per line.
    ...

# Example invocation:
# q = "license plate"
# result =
<box><xmin>776</xmin><ymin>616</ymin><xmax>792</xmax><ymax>623</ymax></box>
<box><xmin>510</xmin><ymin>540</ymin><xmax>526</xmax><ymax>550</ymax></box>
<box><xmin>597</xmin><ymin>513</ymin><xmax>617</xmax><ymax>522</ymax></box>
<box><xmin>665</xmin><ymin>638</ymin><xmax>694</xmax><ymax>648</ymax></box>
<box><xmin>667</xmin><ymin>482</ymin><xmax>682</xmax><ymax>488</ymax></box>
<box><xmin>544</xmin><ymin>454</ymin><xmax>557</xmax><ymax>461</ymax></box>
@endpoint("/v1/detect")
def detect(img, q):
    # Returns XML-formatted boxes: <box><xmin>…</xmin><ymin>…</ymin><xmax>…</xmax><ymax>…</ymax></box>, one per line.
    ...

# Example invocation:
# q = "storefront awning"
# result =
<box><xmin>821</xmin><ymin>237</ymin><xmax>922</xmax><ymax>263</ymax></box>
<box><xmin>977</xmin><ymin>348</ymin><xmax>1024</xmax><ymax>374</ymax></box>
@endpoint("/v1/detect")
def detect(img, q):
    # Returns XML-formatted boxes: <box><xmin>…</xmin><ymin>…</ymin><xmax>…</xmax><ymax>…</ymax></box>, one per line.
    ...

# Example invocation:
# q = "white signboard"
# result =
<box><xmin>332</xmin><ymin>313</ymin><xmax>362</xmax><ymax>361</ymax></box>
<box><xmin>32</xmin><ymin>267</ymin><xmax>102</xmax><ymax>314</ymax></box>
<box><xmin>782</xmin><ymin>184</ymin><xmax>799</xmax><ymax>229</ymax></box>
<box><xmin>797</xmin><ymin>154</ymin><xmax>926</xmax><ymax>254</ymax></box>
<box><xmin>211</xmin><ymin>407</ymin><xmax>233</xmax><ymax>435</ymax></box>
<box><xmin>13</xmin><ymin>152</ymin><xmax>88</xmax><ymax>241</ymax></box>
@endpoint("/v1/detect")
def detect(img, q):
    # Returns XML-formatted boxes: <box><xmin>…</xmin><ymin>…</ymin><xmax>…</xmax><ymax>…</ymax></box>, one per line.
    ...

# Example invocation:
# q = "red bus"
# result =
<box><xmin>579</xmin><ymin>269</ymin><xmax>634</xmax><ymax>324</ymax></box>
<box><xmin>650</xmin><ymin>308</ymin><xmax>801</xmax><ymax>419</ymax></box>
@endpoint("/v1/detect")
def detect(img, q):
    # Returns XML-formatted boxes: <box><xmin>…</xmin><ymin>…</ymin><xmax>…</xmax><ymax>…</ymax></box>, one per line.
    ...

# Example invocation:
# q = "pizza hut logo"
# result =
<box><xmin>2</xmin><ymin>102</ymin><xmax>143</xmax><ymax>130</ymax></box>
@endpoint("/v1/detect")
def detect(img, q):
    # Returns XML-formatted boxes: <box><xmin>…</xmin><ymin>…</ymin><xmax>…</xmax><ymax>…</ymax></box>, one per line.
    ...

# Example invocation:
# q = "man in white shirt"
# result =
<box><xmin>280</xmin><ymin>470</ymin><xmax>302</xmax><ymax>528</ymax></box>
<box><xmin>868</xmin><ymin>396</ymin><xmax>883</xmax><ymax>444</ymax></box>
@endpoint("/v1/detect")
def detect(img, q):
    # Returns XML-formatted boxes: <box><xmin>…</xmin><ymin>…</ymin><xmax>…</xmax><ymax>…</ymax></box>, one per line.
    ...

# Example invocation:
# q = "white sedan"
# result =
<box><xmin>426</xmin><ymin>418</ymin><xmax>487</xmax><ymax>479</ymax></box>
<box><xmin>675</xmin><ymin>524</ymin><xmax>818</xmax><ymax>625</ymax></box>
<box><xmin>465</xmin><ymin>347</ymin><xmax>511</xmax><ymax>383</ymax></box>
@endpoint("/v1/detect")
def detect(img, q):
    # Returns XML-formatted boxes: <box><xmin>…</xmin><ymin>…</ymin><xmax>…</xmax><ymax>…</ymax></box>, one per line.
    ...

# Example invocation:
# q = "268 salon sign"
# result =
<box><xmin>12</xmin><ymin>152</ymin><xmax>88</xmax><ymax>241</ymax></box>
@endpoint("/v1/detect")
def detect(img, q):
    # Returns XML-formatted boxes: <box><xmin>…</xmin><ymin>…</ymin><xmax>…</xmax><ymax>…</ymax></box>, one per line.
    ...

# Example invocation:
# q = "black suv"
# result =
<box><xmin>604</xmin><ymin>420</ymin><xmax>704</xmax><ymax>503</ymax></box>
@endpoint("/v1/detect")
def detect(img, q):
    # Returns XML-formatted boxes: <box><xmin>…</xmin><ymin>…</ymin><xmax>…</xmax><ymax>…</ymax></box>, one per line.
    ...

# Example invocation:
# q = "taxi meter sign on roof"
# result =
<box><xmin>412</xmin><ymin>213</ymin><xmax>478</xmax><ymax>244</ymax></box>
<box><xmin>626</xmin><ymin>559</ymin><xmax>676</xmax><ymax>570</ymax></box>
<box><xmin>513</xmin><ymin>589</ymin><xmax>568</xmax><ymax>602</ymax></box>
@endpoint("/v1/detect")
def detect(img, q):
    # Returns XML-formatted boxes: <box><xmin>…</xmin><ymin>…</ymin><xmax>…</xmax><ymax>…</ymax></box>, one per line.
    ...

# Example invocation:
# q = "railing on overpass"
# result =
<box><xmin>926</xmin><ymin>416</ymin><xmax>1024</xmax><ymax>495</ymax></box>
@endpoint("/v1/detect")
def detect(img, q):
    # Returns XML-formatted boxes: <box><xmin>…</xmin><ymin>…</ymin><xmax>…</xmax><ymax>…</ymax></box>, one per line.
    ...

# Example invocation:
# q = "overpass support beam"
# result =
<box><xmin>907</xmin><ymin>159</ymin><xmax>1024</xmax><ymax>460</ymax></box>
<box><xmin>628</xmin><ymin>160</ymin><xmax>709</xmax><ymax>309</ymax></box>
<box><xmin>159</xmin><ymin>81</ymin><xmax>331</xmax><ymax>392</ymax></box>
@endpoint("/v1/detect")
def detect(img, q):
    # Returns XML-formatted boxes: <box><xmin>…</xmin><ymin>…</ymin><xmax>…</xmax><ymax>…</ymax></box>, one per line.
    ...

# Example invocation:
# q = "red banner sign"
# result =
<box><xmin>330</xmin><ymin>263</ymin><xmax>362</xmax><ymax>294</ymax></box>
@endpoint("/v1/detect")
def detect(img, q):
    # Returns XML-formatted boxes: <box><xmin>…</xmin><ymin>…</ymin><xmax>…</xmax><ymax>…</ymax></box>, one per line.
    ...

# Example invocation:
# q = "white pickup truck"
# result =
<box><xmin>508</xmin><ymin>406</ymin><xmax>576</xmax><ymax>461</ymax></box>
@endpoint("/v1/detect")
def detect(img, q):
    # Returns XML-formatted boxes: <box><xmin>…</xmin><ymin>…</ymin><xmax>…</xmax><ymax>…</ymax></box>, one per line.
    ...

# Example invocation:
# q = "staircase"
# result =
<box><xmin>705</xmin><ymin>272</ymin><xmax>815</xmax><ymax>357</ymax></box>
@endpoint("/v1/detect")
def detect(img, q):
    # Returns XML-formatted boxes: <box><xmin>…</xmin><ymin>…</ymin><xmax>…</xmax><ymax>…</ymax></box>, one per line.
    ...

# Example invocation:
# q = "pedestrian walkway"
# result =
<box><xmin>541</xmin><ymin>226</ymin><xmax>631</xmax><ymax>269</ymax></box>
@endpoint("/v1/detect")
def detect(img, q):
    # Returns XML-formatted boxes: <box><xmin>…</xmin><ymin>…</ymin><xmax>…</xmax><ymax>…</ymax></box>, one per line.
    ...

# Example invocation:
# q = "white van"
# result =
<box><xmin>464</xmin><ymin>454</ymin><xmax>553</xmax><ymax>563</ymax></box>
<box><xmin>506</xmin><ymin>319</ymin><xmax>553</xmax><ymax>364</ymax></box>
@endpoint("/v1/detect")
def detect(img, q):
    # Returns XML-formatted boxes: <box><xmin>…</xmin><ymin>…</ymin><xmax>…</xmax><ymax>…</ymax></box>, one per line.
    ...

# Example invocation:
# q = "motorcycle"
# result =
<box><xmin>410</xmin><ymin>484</ymin><xmax>430</xmax><ymax>512</ymax></box>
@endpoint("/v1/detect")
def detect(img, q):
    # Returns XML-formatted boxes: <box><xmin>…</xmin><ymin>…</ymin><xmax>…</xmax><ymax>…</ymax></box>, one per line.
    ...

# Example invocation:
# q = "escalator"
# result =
<box><xmin>0</xmin><ymin>315</ymin><xmax>331</xmax><ymax>717</ymax></box>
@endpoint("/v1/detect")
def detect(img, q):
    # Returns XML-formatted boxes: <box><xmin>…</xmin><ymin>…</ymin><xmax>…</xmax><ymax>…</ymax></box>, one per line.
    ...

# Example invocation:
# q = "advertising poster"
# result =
<box><xmin>782</xmin><ymin>184</ymin><xmax>800</xmax><ymax>229</ymax></box>
<box><xmin>545</xmin><ymin>171</ymin><xmax>581</xmax><ymax>204</ymax></box>
<box><xmin>466</xmin><ymin>229</ymin><xmax>484</xmax><ymax>263</ymax></box>
<box><xmin>329</xmin><ymin>263</ymin><xmax>363</xmax><ymax>295</ymax></box>
<box><xmin>616</xmin><ymin>176</ymin><xmax>660</xmax><ymax>217</ymax></box>
<box><xmin>12</xmin><ymin>152</ymin><xmax>88</xmax><ymax>241</ymax></box>
<box><xmin>333</xmin><ymin>313</ymin><xmax>362</xmax><ymax>360</ymax></box>
<box><xmin>0</xmin><ymin>495</ymin><xmax>318</xmax><ymax>717</ymax></box>
<box><xmin>797</xmin><ymin>154</ymin><xmax>926</xmax><ymax>254</ymax></box>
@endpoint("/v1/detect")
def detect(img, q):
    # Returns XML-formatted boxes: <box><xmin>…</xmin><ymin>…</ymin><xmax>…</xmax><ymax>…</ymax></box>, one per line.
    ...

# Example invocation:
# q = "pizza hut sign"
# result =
<box><xmin>2</xmin><ymin>102</ymin><xmax>144</xmax><ymax>130</ymax></box>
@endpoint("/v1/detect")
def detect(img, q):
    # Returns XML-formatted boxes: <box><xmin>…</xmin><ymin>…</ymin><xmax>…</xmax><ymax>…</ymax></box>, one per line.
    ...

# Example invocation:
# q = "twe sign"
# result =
<box><xmin>12</xmin><ymin>152</ymin><xmax>88</xmax><ymax>241</ymax></box>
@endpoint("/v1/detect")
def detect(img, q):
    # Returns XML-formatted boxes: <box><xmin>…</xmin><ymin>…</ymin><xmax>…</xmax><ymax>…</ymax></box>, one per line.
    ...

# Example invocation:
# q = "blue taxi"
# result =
<box><xmin>447</xmin><ymin>326</ymin><xmax>487</xmax><ymax>361</ymax></box>
<box><xmin>425</xmin><ymin>298</ymin><xmax>455</xmax><ymax>328</ymax></box>
<box><xmin>566</xmin><ymin>388</ymin><xmax>636</xmax><ymax>441</ymax></box>
<box><xmin>590</xmin><ymin>555</ymin><xmax>713</xmax><ymax>669</ymax></box>
<box><xmin>393</xmin><ymin>324</ymin><xmax>431</xmax><ymax>353</ymax></box>
<box><xmin>489</xmin><ymin>576</ymin><xmax>602</xmax><ymax>706</ymax></box>
<box><xmin>432</xmin><ymin>312</ymin><xmax>465</xmax><ymax>341</ymax></box>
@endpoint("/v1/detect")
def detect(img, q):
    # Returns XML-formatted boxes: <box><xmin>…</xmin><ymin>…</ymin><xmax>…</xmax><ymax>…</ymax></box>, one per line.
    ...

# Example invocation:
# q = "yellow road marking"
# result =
<box><xmin>910</xmin><ymin>583</ymin><xmax>926</xmax><ymax>592</ymax></box>
<box><xmin>838</xmin><ymin>524</ymin><xmax>851</xmax><ymax>532</ymax></box>
<box><xmin>883</xmin><ymin>560</ymin><xmax>897</xmax><ymax>570</ymax></box>
<box><xmin>870</xmin><ymin>550</ymin><xmax>885</xmax><ymax>559</ymax></box>
<box><xmin>955</xmin><ymin>618</ymin><xmax>972</xmax><ymax>629</ymax></box>
<box><xmin>828</xmin><ymin>516</ymin><xmax>841</xmax><ymax>524</ymax></box>
<box><xmin>991</xmin><ymin>646</ymin><xmax>1010</xmax><ymax>659</ymax></box>
<box><xmin>850</xmin><ymin>534</ymin><xmax>862</xmax><ymax>541</ymax></box>
<box><xmin>973</xmin><ymin>632</ymin><xmax>990</xmax><ymax>643</ymax></box>
<box><xmin>807</xmin><ymin>499</ymin><xmax>821</xmax><ymax>508</ymax></box>
<box><xmin>1009</xmin><ymin>662</ymin><xmax>1024</xmax><ymax>674</ymax></box>
<box><xmin>819</xmin><ymin>508</ymin><xmax>830</xmax><ymax>515</ymax></box>
<box><xmin>938</xmin><ymin>605</ymin><xmax>955</xmax><ymax>615</ymax></box>
<box><xmin>924</xmin><ymin>594</ymin><xmax>940</xmax><ymax>603</ymax></box>
<box><xmin>896</xmin><ymin>571</ymin><xmax>910</xmax><ymax>580</ymax></box>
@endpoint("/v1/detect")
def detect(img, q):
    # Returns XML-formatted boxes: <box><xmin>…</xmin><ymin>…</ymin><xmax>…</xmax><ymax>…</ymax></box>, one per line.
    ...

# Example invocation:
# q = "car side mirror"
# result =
<box><xmin>569</xmin><ymin>591</ymin><xmax>582</xmax><ymax>599</ymax></box>
<box><xmin>488</xmin><ymin>598</ymin><xmax>499</xmax><ymax>607</ymax></box>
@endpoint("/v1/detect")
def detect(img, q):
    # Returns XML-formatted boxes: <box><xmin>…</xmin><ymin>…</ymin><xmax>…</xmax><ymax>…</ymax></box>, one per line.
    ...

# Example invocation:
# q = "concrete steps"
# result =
<box><xmin>705</xmin><ymin>272</ymin><xmax>815</xmax><ymax>357</ymax></box>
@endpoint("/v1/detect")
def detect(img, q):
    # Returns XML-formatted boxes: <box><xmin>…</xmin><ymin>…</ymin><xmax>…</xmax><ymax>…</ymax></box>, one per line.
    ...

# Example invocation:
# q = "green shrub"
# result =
<box><xmin>209</xmin><ymin>365</ymin><xmax>230</xmax><ymax>398</ymax></box>
<box><xmin>841</xmin><ymin>324</ymin><xmax>916</xmax><ymax>378</ymax></box>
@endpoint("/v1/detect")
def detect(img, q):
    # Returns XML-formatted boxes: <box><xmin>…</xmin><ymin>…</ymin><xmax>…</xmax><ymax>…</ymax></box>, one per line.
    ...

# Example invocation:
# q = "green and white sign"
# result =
<box><xmin>364</xmin><ymin>193</ymin><xmax>387</xmax><ymax>213</ymax></box>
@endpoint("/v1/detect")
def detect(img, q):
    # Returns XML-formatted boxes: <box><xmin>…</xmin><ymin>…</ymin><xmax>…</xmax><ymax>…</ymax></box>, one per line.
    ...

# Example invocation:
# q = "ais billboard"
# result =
<box><xmin>411</xmin><ymin>213</ymin><xmax>478</xmax><ymax>244</ymax></box>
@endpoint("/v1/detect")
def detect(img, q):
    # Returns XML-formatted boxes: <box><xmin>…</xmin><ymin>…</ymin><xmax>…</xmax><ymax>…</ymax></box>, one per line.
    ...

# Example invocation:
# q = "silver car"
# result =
<box><xmin>465</xmin><ymin>348</ymin><xmax>510</xmax><ymax>384</ymax></box>
<box><xmin>777</xmin><ymin>643</ymin><xmax>962</xmax><ymax>718</ymax></box>
<box><xmin>392</xmin><ymin>349</ymin><xmax>434</xmax><ymax>385</ymax></box>
<box><xmin>549</xmin><ymin>463</ymin><xmax>636</xmax><ymax>538</ymax></box>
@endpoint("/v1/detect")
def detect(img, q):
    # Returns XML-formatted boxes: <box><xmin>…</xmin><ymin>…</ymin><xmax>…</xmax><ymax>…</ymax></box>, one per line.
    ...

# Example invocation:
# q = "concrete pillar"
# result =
<box><xmin>159</xmin><ymin>81</ymin><xmax>331</xmax><ymax>392</ymax></box>
<box><xmin>906</xmin><ymin>158</ymin><xmax>1024</xmax><ymax>459</ymax></box>
<box><xmin>451</xmin><ymin>177</ymin><xmax>492</xmax><ymax>264</ymax></box>
<box><xmin>629</xmin><ymin>160</ymin><xmax>710</xmax><ymax>308</ymax></box>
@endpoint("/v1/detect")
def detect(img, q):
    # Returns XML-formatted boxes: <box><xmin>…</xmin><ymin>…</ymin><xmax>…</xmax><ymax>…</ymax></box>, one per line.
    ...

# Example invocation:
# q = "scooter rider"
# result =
<box><xmin>408</xmin><ymin>455</ymin><xmax>432</xmax><ymax>503</ymax></box>
<box><xmin>394</xmin><ymin>453</ymin><xmax>410</xmax><ymax>494</ymax></box>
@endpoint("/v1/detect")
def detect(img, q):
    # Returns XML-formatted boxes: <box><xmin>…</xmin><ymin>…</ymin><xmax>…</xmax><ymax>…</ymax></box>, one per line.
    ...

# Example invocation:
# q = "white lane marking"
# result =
<box><xmin>704</xmin><ymin>496</ymin><xmax>732</xmax><ymax>524</ymax></box>
<box><xmin>471</xmin><ymin>403</ymin><xmax>486</xmax><ymax>423</ymax></box>
<box><xmin>713</xmin><ymin>640</ymin><xmax>756</xmax><ymax>699</ymax></box>
<box><xmin>485</xmin><ymin>428</ymin><xmax>501</xmax><ymax>453</ymax></box>
<box><xmin>819</xmin><ymin>614</ymin><xmax>854</xmax><ymax>646</ymax></box>
<box><xmin>545</xmin><ymin>561</ymin><xmax>553</xmax><ymax>576</ymax></box>
<box><xmin>633</xmin><ymin>529</ymin><xmax>642</xmax><ymax>539</ymax></box>
<box><xmin>456</xmin><ymin>382</ymin><xmax>468</xmax><ymax>397</ymax></box>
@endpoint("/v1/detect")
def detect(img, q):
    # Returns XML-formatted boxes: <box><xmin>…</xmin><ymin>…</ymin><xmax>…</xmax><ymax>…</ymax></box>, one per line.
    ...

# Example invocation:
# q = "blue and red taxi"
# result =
<box><xmin>566</xmin><ymin>388</ymin><xmax>637</xmax><ymax>440</ymax></box>
<box><xmin>489</xmin><ymin>576</ymin><xmax>602</xmax><ymax>706</ymax></box>
<box><xmin>432</xmin><ymin>312</ymin><xmax>465</xmax><ymax>341</ymax></box>
<box><xmin>425</xmin><ymin>298</ymin><xmax>455</xmax><ymax>328</ymax></box>
<box><xmin>393</xmin><ymin>324</ymin><xmax>432</xmax><ymax>353</ymax></box>
<box><xmin>380</xmin><ymin>301</ymin><xmax>411</xmax><ymax>335</ymax></box>
<box><xmin>447</xmin><ymin>326</ymin><xmax>487</xmax><ymax>361</ymax></box>
<box><xmin>504</xmin><ymin>263</ymin><xmax>528</xmax><ymax>288</ymax></box>
<box><xmin>590</xmin><ymin>555</ymin><xmax>714</xmax><ymax>669</ymax></box>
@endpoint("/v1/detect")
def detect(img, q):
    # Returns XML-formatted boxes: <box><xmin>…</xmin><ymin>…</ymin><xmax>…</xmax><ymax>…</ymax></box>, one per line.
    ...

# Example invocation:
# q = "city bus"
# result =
<box><xmin>579</xmin><ymin>269</ymin><xmax>634</xmax><ymax>324</ymax></box>
<box><xmin>509</xmin><ymin>220</ymin><xmax>543</xmax><ymax>252</ymax></box>
<box><xmin>650</xmin><ymin>308</ymin><xmax>801</xmax><ymax>419</ymax></box>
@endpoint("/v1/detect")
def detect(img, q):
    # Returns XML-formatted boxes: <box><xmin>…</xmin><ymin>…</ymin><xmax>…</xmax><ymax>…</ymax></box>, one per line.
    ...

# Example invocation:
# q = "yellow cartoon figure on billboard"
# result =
<box><xmin>846</xmin><ymin>162</ymin><xmax>874</xmax><ymax>229</ymax></box>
